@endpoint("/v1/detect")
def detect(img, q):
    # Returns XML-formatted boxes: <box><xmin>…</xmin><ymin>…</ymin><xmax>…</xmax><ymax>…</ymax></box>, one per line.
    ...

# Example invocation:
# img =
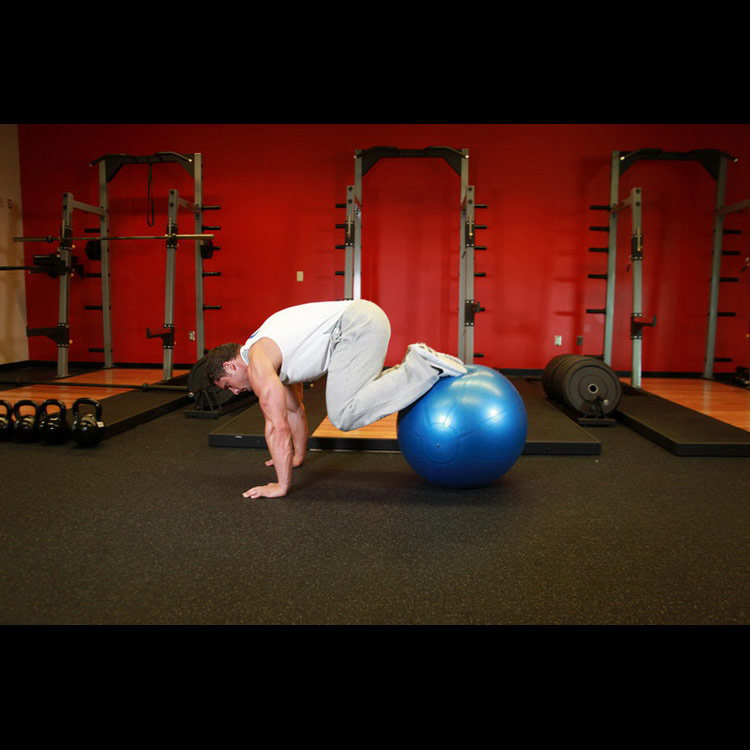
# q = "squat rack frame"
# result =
<box><xmin>14</xmin><ymin>152</ymin><xmax>220</xmax><ymax>378</ymax></box>
<box><xmin>337</xmin><ymin>146</ymin><xmax>486</xmax><ymax>364</ymax></box>
<box><xmin>610</xmin><ymin>186</ymin><xmax>653</xmax><ymax>388</ymax></box>
<box><xmin>710</xmin><ymin>193</ymin><xmax>750</xmax><ymax>381</ymax></box>
<box><xmin>591</xmin><ymin>148</ymin><xmax>736</xmax><ymax>380</ymax></box>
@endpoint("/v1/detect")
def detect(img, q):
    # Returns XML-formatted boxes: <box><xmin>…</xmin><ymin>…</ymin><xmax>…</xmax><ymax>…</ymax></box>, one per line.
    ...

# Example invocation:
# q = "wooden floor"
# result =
<box><xmin>0</xmin><ymin>368</ymin><xmax>189</xmax><ymax>410</ymax></box>
<box><xmin>634</xmin><ymin>377</ymin><xmax>750</xmax><ymax>432</ymax></box>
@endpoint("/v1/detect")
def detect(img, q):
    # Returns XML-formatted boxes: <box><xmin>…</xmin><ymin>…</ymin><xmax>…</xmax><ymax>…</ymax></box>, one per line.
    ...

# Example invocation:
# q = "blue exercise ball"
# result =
<box><xmin>397</xmin><ymin>365</ymin><xmax>527</xmax><ymax>488</ymax></box>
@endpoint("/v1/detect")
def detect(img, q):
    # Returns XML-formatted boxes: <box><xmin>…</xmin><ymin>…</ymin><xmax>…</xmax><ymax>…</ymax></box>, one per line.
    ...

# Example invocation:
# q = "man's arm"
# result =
<box><xmin>265</xmin><ymin>382</ymin><xmax>307</xmax><ymax>469</ymax></box>
<box><xmin>244</xmin><ymin>340</ymin><xmax>294</xmax><ymax>499</ymax></box>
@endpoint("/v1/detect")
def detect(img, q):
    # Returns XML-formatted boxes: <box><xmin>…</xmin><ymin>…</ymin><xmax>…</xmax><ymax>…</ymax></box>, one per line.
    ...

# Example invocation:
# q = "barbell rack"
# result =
<box><xmin>13</xmin><ymin>151</ymin><xmax>222</xmax><ymax>378</ymax></box>
<box><xmin>586</xmin><ymin>148</ymin><xmax>737</xmax><ymax>381</ymax></box>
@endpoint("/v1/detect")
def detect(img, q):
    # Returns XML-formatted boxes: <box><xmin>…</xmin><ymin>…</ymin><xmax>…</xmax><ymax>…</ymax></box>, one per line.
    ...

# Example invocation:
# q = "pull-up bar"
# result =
<box><xmin>90</xmin><ymin>152</ymin><xmax>196</xmax><ymax>183</ymax></box>
<box><xmin>617</xmin><ymin>148</ymin><xmax>737</xmax><ymax>179</ymax></box>
<box><xmin>356</xmin><ymin>146</ymin><xmax>467</xmax><ymax>176</ymax></box>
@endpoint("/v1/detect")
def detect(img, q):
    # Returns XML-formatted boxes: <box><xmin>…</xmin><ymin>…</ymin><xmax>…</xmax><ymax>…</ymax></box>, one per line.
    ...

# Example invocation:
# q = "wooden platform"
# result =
<box><xmin>311</xmin><ymin>413</ymin><xmax>400</xmax><ymax>451</ymax></box>
<box><xmin>1</xmin><ymin>367</ymin><xmax>192</xmax><ymax>441</ymax></box>
<box><xmin>312</xmin><ymin>413</ymin><xmax>398</xmax><ymax>440</ymax></box>
<box><xmin>0</xmin><ymin>368</ymin><xmax>189</xmax><ymax>409</ymax></box>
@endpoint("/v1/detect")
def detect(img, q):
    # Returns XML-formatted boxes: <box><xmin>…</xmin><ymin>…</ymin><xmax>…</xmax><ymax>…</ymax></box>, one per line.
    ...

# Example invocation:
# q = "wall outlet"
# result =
<box><xmin>296</xmin><ymin>270</ymin><xmax>304</xmax><ymax>282</ymax></box>
<box><xmin>188</xmin><ymin>331</ymin><xmax>196</xmax><ymax>341</ymax></box>
<box><xmin>554</xmin><ymin>335</ymin><xmax>562</xmax><ymax>346</ymax></box>
<box><xmin>576</xmin><ymin>335</ymin><xmax>583</xmax><ymax>346</ymax></box>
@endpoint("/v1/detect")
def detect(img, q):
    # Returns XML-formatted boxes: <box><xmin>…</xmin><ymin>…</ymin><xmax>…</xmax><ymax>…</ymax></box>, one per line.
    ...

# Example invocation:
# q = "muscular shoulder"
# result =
<box><xmin>247</xmin><ymin>337</ymin><xmax>283</xmax><ymax>372</ymax></box>
<box><xmin>246</xmin><ymin>338</ymin><xmax>284</xmax><ymax>394</ymax></box>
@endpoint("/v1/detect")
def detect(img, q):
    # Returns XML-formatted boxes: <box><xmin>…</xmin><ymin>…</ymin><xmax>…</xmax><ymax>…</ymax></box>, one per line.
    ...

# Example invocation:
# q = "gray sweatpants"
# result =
<box><xmin>325</xmin><ymin>300</ymin><xmax>441</xmax><ymax>431</ymax></box>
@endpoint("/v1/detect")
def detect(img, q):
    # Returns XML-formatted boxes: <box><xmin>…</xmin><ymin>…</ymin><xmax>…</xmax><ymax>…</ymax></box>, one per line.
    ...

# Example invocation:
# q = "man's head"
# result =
<box><xmin>203</xmin><ymin>342</ymin><xmax>251</xmax><ymax>394</ymax></box>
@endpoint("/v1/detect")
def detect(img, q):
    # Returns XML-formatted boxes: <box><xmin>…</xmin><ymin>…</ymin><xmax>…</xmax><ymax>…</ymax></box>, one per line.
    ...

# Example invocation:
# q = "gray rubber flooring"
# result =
<box><xmin>2</xmin><ymin>403</ymin><xmax>748</xmax><ymax>625</ymax></box>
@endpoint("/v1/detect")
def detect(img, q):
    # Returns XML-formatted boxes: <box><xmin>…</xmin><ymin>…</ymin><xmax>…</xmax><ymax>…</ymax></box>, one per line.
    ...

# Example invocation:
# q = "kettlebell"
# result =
<box><xmin>71</xmin><ymin>397</ymin><xmax>104</xmax><ymax>447</ymax></box>
<box><xmin>0</xmin><ymin>400</ymin><xmax>13</xmax><ymax>441</ymax></box>
<box><xmin>38</xmin><ymin>399</ymin><xmax>69</xmax><ymax>445</ymax></box>
<box><xmin>13</xmin><ymin>399</ymin><xmax>40</xmax><ymax>443</ymax></box>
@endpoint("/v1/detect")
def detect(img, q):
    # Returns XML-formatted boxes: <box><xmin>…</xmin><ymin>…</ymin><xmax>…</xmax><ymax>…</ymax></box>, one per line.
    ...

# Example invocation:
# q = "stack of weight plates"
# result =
<box><xmin>542</xmin><ymin>355</ymin><xmax>622</xmax><ymax>417</ymax></box>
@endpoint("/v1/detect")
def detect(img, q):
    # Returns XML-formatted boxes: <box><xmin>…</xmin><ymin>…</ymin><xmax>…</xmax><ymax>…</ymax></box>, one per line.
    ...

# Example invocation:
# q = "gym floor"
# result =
<box><xmin>2</xmin><ymin>374</ymin><xmax>748</xmax><ymax>626</ymax></box>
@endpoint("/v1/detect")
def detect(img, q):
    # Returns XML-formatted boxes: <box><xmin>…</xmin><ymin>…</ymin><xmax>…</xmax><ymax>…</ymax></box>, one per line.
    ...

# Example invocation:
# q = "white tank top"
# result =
<box><xmin>240</xmin><ymin>300</ymin><xmax>353</xmax><ymax>384</ymax></box>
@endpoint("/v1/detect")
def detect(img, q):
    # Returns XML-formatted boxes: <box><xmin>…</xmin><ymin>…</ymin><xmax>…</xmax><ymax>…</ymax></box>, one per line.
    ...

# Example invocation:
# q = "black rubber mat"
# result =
<box><xmin>208</xmin><ymin>376</ymin><xmax>602</xmax><ymax>455</ymax></box>
<box><xmin>208</xmin><ymin>381</ymin><xmax>326</xmax><ymax>449</ymax></box>
<box><xmin>616</xmin><ymin>386</ymin><xmax>750</xmax><ymax>456</ymax></box>
<box><xmin>98</xmin><ymin>388</ymin><xmax>193</xmax><ymax>439</ymax></box>
<box><xmin>515</xmin><ymin>378</ymin><xmax>601</xmax><ymax>455</ymax></box>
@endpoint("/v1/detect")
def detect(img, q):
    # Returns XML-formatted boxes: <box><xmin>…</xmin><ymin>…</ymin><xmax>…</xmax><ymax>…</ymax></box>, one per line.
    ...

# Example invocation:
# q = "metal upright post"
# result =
<box><xmin>610</xmin><ymin>186</ymin><xmax>647</xmax><ymax>386</ymax></box>
<box><xmin>162</xmin><ymin>189</ymin><xmax>179</xmax><ymax>379</ymax></box>
<box><xmin>603</xmin><ymin>151</ymin><xmax>621</xmax><ymax>366</ymax></box>
<box><xmin>347</xmin><ymin>152</ymin><xmax>364</xmax><ymax>301</ymax></box>
<box><xmin>193</xmin><ymin>153</ymin><xmax>205</xmax><ymax>359</ymax></box>
<box><xmin>628</xmin><ymin>188</ymin><xmax>644</xmax><ymax>388</ymax></box>
<box><xmin>55</xmin><ymin>193</ymin><xmax>74</xmax><ymax>377</ymax></box>
<box><xmin>341</xmin><ymin>186</ymin><xmax>356</xmax><ymax>300</ymax></box>
<box><xmin>458</xmin><ymin>150</ymin><xmax>474</xmax><ymax>364</ymax></box>
<box><xmin>704</xmin><ymin>155</ymin><xmax>729</xmax><ymax>379</ymax></box>
<box><xmin>97</xmin><ymin>160</ymin><xmax>113</xmax><ymax>368</ymax></box>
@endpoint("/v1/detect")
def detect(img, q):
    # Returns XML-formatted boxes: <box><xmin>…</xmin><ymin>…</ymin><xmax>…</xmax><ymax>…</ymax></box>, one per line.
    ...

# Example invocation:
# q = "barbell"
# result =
<box><xmin>14</xmin><ymin>233</ymin><xmax>214</xmax><ymax>243</ymax></box>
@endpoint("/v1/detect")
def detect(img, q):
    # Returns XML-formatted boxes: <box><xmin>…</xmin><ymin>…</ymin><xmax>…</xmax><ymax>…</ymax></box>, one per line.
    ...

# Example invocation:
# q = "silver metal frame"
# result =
<box><xmin>594</xmin><ymin>149</ymin><xmax>735</xmax><ymax>382</ymax></box>
<box><xmin>611</xmin><ymin>187</ymin><xmax>647</xmax><ymax>387</ymax></box>
<box><xmin>603</xmin><ymin>151</ymin><xmax>621</xmax><ymax>365</ymax></box>
<box><xmin>17</xmin><ymin>152</ymin><xmax>217</xmax><ymax>379</ymax></box>
<box><xmin>704</xmin><ymin>184</ymin><xmax>750</xmax><ymax>379</ymax></box>
<box><xmin>94</xmin><ymin>152</ymin><xmax>215</xmax><ymax>377</ymax></box>
<box><xmin>341</xmin><ymin>147</ymin><xmax>481</xmax><ymax>364</ymax></box>
<box><xmin>60</xmin><ymin>192</ymin><xmax>105</xmax><ymax>377</ymax></box>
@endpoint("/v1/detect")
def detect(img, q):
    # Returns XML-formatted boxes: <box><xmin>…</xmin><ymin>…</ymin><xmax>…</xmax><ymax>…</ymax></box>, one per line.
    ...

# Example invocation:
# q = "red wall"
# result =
<box><xmin>17</xmin><ymin>123</ymin><xmax>750</xmax><ymax>374</ymax></box>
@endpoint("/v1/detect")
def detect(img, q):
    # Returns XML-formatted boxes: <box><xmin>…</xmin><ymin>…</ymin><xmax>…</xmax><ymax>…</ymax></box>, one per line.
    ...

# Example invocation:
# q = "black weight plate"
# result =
<box><xmin>542</xmin><ymin>354</ymin><xmax>574</xmax><ymax>396</ymax></box>
<box><xmin>188</xmin><ymin>356</ymin><xmax>236</xmax><ymax>408</ymax></box>
<box><xmin>550</xmin><ymin>355</ymin><xmax>591</xmax><ymax>402</ymax></box>
<box><xmin>560</xmin><ymin>360</ymin><xmax>622</xmax><ymax>416</ymax></box>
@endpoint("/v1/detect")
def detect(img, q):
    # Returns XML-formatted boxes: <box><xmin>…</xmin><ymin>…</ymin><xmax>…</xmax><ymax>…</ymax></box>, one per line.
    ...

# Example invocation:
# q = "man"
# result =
<box><xmin>205</xmin><ymin>299</ymin><xmax>466</xmax><ymax>499</ymax></box>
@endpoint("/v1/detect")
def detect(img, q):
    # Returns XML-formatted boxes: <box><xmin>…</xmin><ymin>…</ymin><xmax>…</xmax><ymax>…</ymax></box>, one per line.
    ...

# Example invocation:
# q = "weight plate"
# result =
<box><xmin>542</xmin><ymin>354</ymin><xmax>575</xmax><ymax>396</ymax></box>
<box><xmin>549</xmin><ymin>355</ymin><xmax>591</xmax><ymax>402</ymax></box>
<box><xmin>559</xmin><ymin>359</ymin><xmax>622</xmax><ymax>416</ymax></box>
<box><xmin>188</xmin><ymin>356</ymin><xmax>237</xmax><ymax>409</ymax></box>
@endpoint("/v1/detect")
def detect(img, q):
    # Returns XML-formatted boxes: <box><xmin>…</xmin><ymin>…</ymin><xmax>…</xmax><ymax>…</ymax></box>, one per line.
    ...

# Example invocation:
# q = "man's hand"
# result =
<box><xmin>243</xmin><ymin>483</ymin><xmax>288</xmax><ymax>499</ymax></box>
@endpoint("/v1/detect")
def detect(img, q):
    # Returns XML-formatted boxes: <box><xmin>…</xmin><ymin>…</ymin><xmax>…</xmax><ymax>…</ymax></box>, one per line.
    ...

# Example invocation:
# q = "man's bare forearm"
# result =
<box><xmin>287</xmin><ymin>404</ymin><xmax>308</xmax><ymax>465</ymax></box>
<box><xmin>265</xmin><ymin>419</ymin><xmax>293</xmax><ymax>491</ymax></box>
